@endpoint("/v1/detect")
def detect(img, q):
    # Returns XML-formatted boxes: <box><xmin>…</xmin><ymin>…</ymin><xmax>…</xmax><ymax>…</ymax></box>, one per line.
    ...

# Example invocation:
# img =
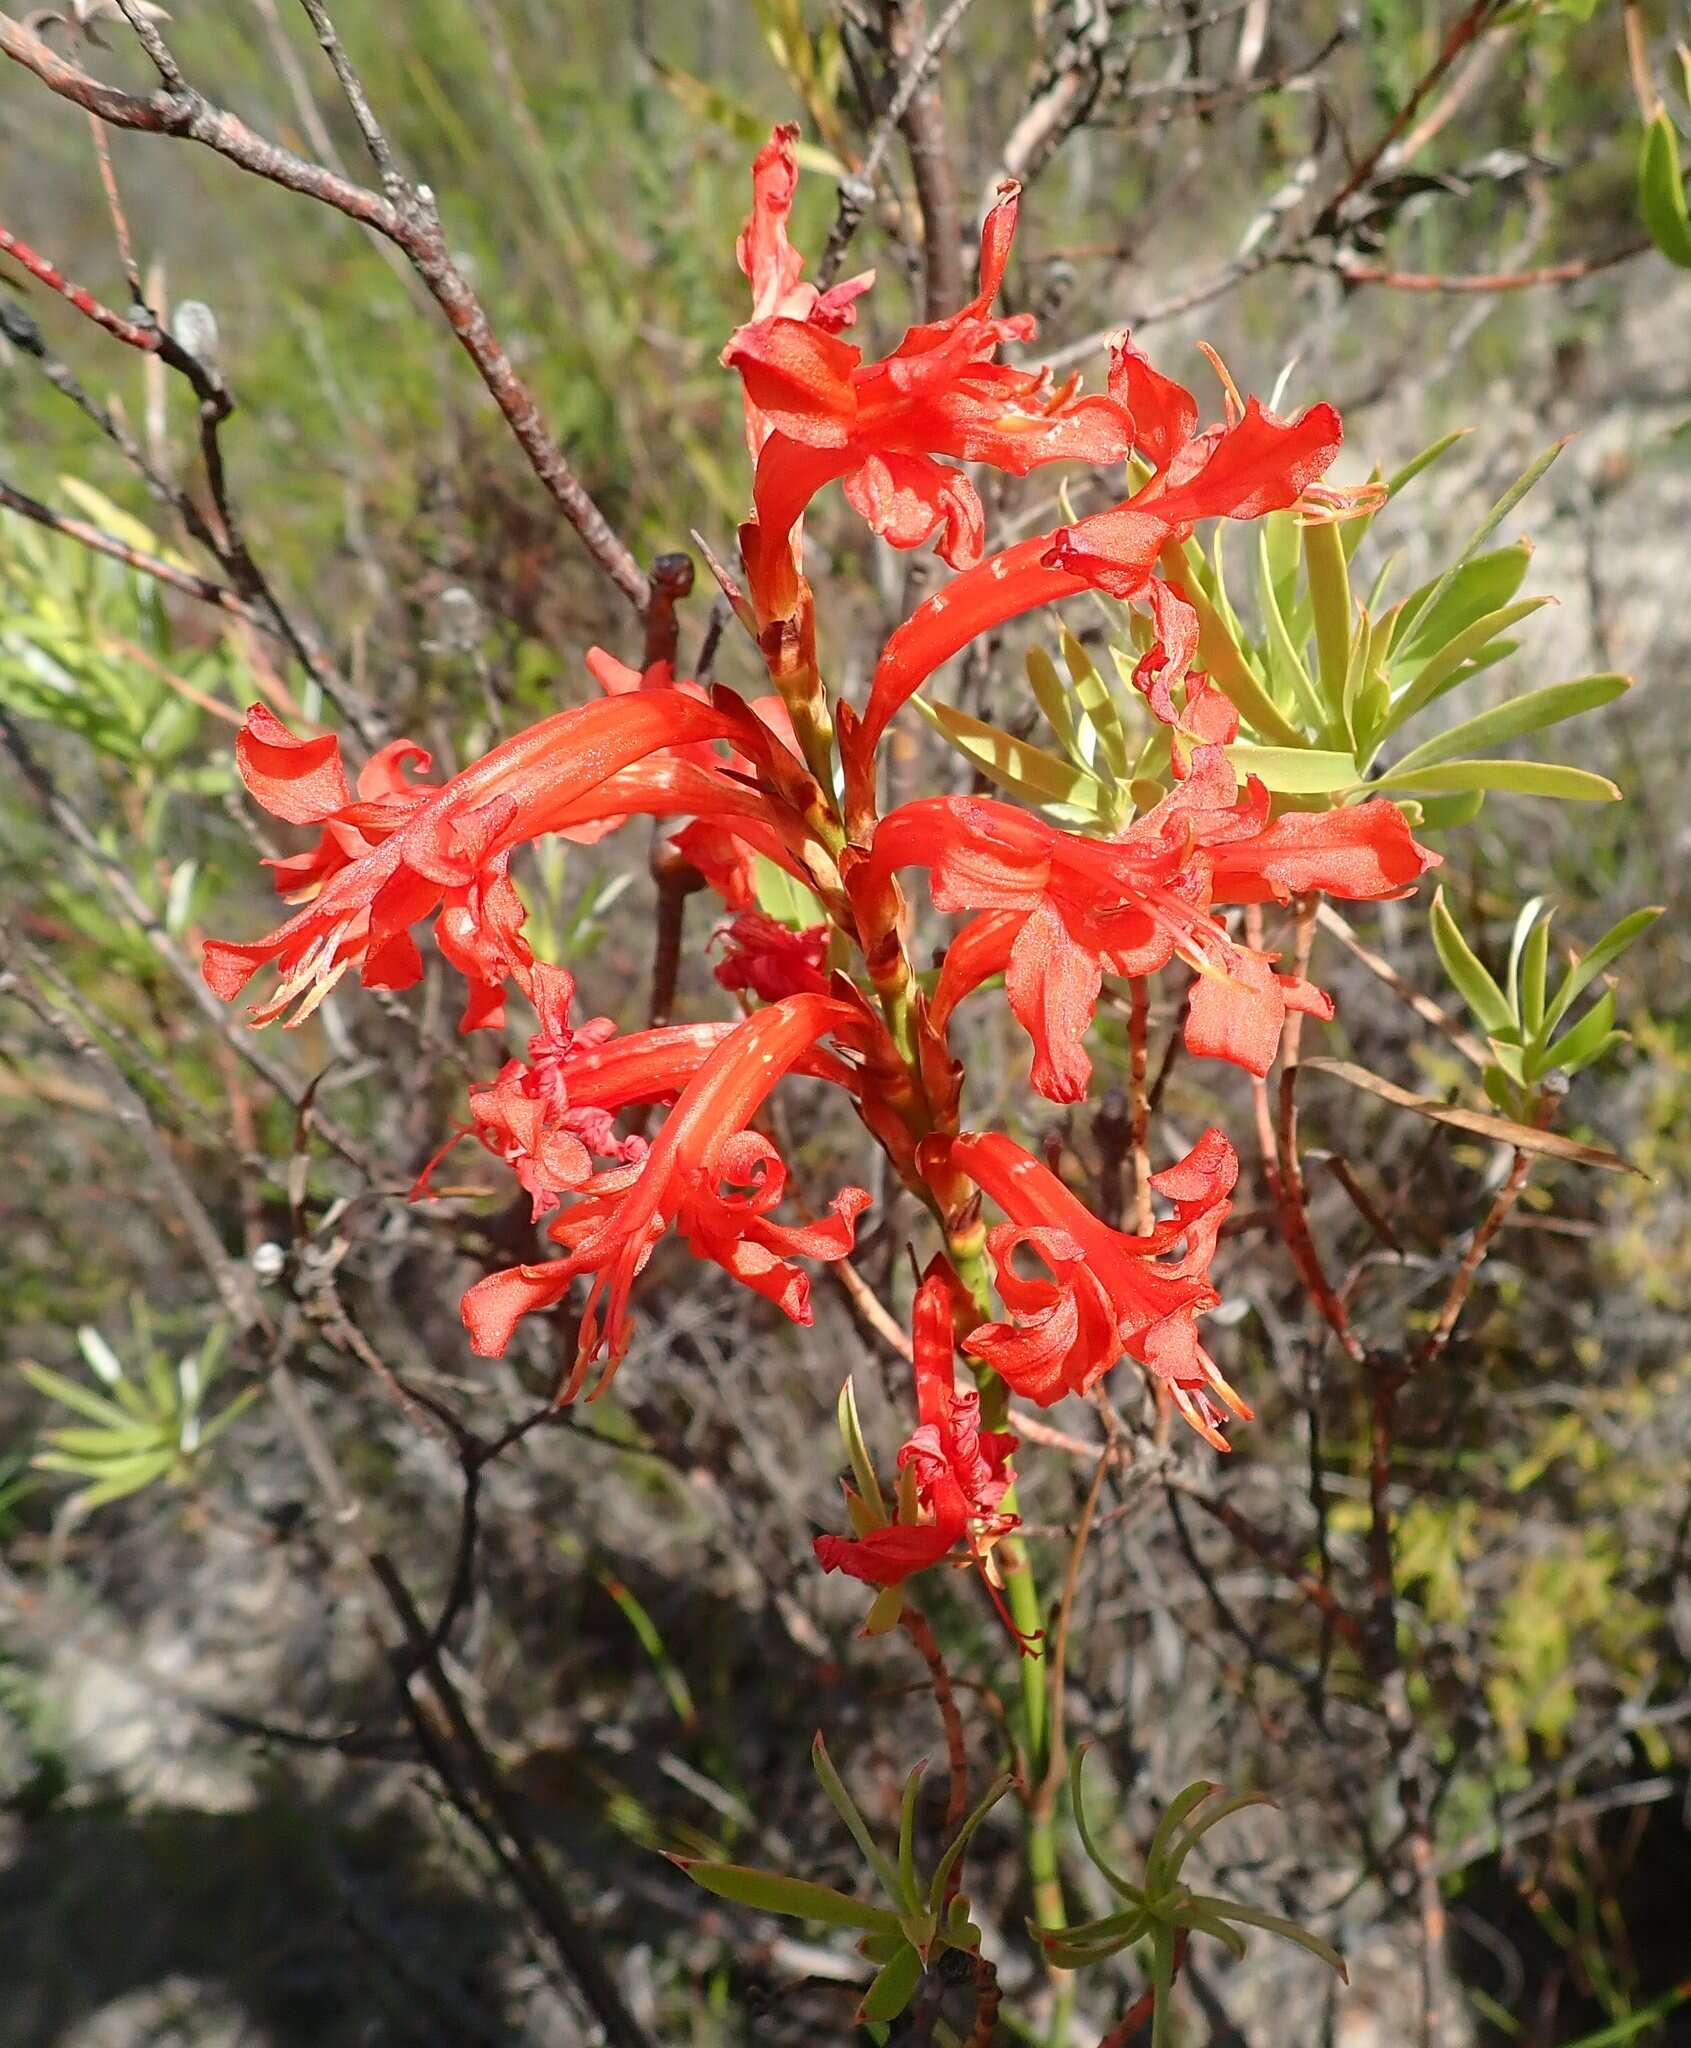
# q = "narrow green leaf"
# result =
<box><xmin>896</xmin><ymin>1764</ymin><xmax>924</xmax><ymax>1908</ymax></box>
<box><xmin>1520</xmin><ymin>915</ymin><xmax>1551</xmax><ymax>1040</ymax></box>
<box><xmin>1384</xmin><ymin>428</ymin><xmax>1472</xmax><ymax>502</ymax></box>
<box><xmin>1387</xmin><ymin>672</ymin><xmax>1629</xmax><ymax>779</ymax></box>
<box><xmin>1393</xmin><ymin>545</ymin><xmax>1532</xmax><ymax>662</ymax></box>
<box><xmin>1303</xmin><ymin>517</ymin><xmax>1353</xmax><ymax>722</ymax></box>
<box><xmin>1531</xmin><ymin>988</ymin><xmax>1619</xmax><ymax>1080</ymax></box>
<box><xmin>926</xmin><ymin>1774</ymin><xmax>1013</xmax><ymax>1913</ymax></box>
<box><xmin>1374</xmin><ymin>758</ymin><xmax>1621</xmax><ymax>803</ymax></box>
<box><xmin>1382</xmin><ymin>598</ymin><xmax>1551</xmax><ymax>737</ymax></box>
<box><xmin>1257</xmin><ymin>528</ymin><xmax>1326</xmax><ymax>731</ymax></box>
<box><xmin>813</xmin><ymin>1735</ymin><xmax>909</xmax><ymax>1907</ymax></box>
<box><xmin>1062</xmin><ymin>626</ymin><xmax>1131</xmax><ymax>782</ymax></box>
<box><xmin>40</xmin><ymin>1422</ymin><xmax>167</xmax><ymax>1458</ymax></box>
<box><xmin>1395</xmin><ymin>445</ymin><xmax>1566</xmax><ymax>652</ymax></box>
<box><xmin>1639</xmin><ymin>111</ymin><xmax>1691</xmax><ymax>268</ymax></box>
<box><xmin>1430</xmin><ymin>888</ymin><xmax>1515</xmax><ymax>1037</ymax></box>
<box><xmin>671</xmin><ymin>1858</ymin><xmax>901</xmax><ymax>1933</ymax></box>
<box><xmin>1186</xmin><ymin>1895</ymin><xmax>1348</xmax><ymax>1979</ymax></box>
<box><xmin>651</xmin><ymin>58</ymin><xmax>845</xmax><ymax>173</ymax></box>
<box><xmin>913</xmin><ymin>696</ymin><xmax>1109</xmax><ymax>816</ymax></box>
<box><xmin>1504</xmin><ymin>898</ymin><xmax>1547</xmax><ymax>1016</ymax></box>
<box><xmin>1543</xmin><ymin>907</ymin><xmax>1662</xmax><ymax>1032</ymax></box>
<box><xmin>1161</xmin><ymin>543</ymin><xmax>1305</xmax><ymax>746</ymax></box>
<box><xmin>17</xmin><ymin>1363</ymin><xmax>141</xmax><ymax>1431</ymax></box>
<box><xmin>1145</xmin><ymin>1780</ymin><xmax>1218</xmax><ymax>1881</ymax></box>
<box><xmin>836</xmin><ymin>1378</ymin><xmax>886</xmax><ymax>1525</ymax></box>
<box><xmin>65</xmin><ymin>1450</ymin><xmax>179</xmax><ymax>1510</ymax></box>
<box><xmin>1067</xmin><ymin>1749</ymin><xmax>1144</xmax><ymax>1904</ymax></box>
<box><xmin>1227</xmin><ymin>744</ymin><xmax>1357</xmax><ymax>794</ymax></box>
<box><xmin>857</xmin><ymin>1943</ymin><xmax>922</xmax><ymax>2024</ymax></box>
<box><xmin>1413</xmin><ymin>788</ymin><xmax>1486</xmax><ymax>832</ymax></box>
<box><xmin>1025</xmin><ymin>645</ymin><xmax>1080</xmax><ymax>756</ymax></box>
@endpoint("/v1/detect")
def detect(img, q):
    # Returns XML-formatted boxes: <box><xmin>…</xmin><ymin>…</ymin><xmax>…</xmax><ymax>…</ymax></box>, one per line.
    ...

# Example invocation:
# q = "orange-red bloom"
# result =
<box><xmin>873</xmin><ymin>751</ymin><xmax>1434</xmax><ymax>1097</ymax></box>
<box><xmin>460</xmin><ymin>994</ymin><xmax>872</xmax><ymax>1398</ymax></box>
<box><xmin>858</xmin><ymin>339</ymin><xmax>1343</xmax><ymax>760</ymax></box>
<box><xmin>725</xmin><ymin>144</ymin><xmax>1135</xmax><ymax>624</ymax></box>
<box><xmin>713</xmin><ymin>911</ymin><xmax>830</xmax><ymax>1001</ymax></box>
<box><xmin>813</xmin><ymin>1259</ymin><xmax>1017</xmax><ymax>1587</ymax></box>
<box><xmin>939</xmin><ymin>1128</ymin><xmax>1245</xmax><ymax>1448</ymax></box>
<box><xmin>204</xmin><ymin>688</ymin><xmax>812</xmax><ymax>1029</ymax></box>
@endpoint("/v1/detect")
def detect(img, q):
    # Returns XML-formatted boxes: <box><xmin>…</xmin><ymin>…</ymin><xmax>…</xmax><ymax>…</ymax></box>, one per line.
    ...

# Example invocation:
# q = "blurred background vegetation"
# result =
<box><xmin>2</xmin><ymin>1</ymin><xmax>1689</xmax><ymax>2044</ymax></box>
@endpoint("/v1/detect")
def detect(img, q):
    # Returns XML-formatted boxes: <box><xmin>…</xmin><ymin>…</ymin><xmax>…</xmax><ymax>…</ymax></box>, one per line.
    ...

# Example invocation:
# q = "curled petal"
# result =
<box><xmin>234</xmin><ymin>702</ymin><xmax>351</xmax><ymax>825</ymax></box>
<box><xmin>1004</xmin><ymin>898</ymin><xmax>1103</xmax><ymax>1104</ymax></box>
<box><xmin>843</xmin><ymin>452</ymin><xmax>985</xmax><ymax>569</ymax></box>
<box><xmin>1209</xmin><ymin>799</ymin><xmax>1439</xmax><ymax>905</ymax></box>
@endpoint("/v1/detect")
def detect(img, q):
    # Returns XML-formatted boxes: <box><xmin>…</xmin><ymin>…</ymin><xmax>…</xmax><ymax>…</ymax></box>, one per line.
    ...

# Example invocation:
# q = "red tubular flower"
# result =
<box><xmin>938</xmin><ymin>1129</ymin><xmax>1246</xmax><ymax>1449</ymax></box>
<box><xmin>729</xmin><ymin>122</ymin><xmax>873</xmax><ymax>455</ymax></box>
<box><xmin>814</xmin><ymin>1259</ymin><xmax>1017</xmax><ymax>1587</ymax></box>
<box><xmin>203</xmin><ymin>690</ymin><xmax>783</xmax><ymax>1029</ymax></box>
<box><xmin>725</xmin><ymin>152</ymin><xmax>1135</xmax><ymax>623</ymax></box>
<box><xmin>460</xmin><ymin>994</ymin><xmax>872</xmax><ymax>1398</ymax></box>
<box><xmin>713</xmin><ymin>911</ymin><xmax>830</xmax><ymax>1001</ymax></box>
<box><xmin>857</xmin><ymin>340</ymin><xmax>1344</xmax><ymax>760</ymax></box>
<box><xmin>875</xmin><ymin>745</ymin><xmax>1436</xmax><ymax>1094</ymax></box>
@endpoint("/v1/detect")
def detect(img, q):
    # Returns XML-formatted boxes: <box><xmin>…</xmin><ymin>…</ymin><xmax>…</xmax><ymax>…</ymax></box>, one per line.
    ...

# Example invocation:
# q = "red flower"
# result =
<box><xmin>874</xmin><ymin>751</ymin><xmax>1435</xmax><ymax>1096</ymax></box>
<box><xmin>937</xmin><ymin>1128</ymin><xmax>1245</xmax><ymax>1449</ymax></box>
<box><xmin>857</xmin><ymin>340</ymin><xmax>1343</xmax><ymax>761</ymax></box>
<box><xmin>814</xmin><ymin>1259</ymin><xmax>1017</xmax><ymax>1587</ymax></box>
<box><xmin>203</xmin><ymin>691</ymin><xmax>780</xmax><ymax>1029</ymax></box>
<box><xmin>460</xmin><ymin>994</ymin><xmax>872</xmax><ymax>1398</ymax></box>
<box><xmin>729</xmin><ymin>122</ymin><xmax>872</xmax><ymax>455</ymax></box>
<box><xmin>725</xmin><ymin>157</ymin><xmax>1135</xmax><ymax>622</ymax></box>
<box><xmin>713</xmin><ymin>911</ymin><xmax>830</xmax><ymax>1001</ymax></box>
<box><xmin>412</xmin><ymin>964</ymin><xmax>657</xmax><ymax>1217</ymax></box>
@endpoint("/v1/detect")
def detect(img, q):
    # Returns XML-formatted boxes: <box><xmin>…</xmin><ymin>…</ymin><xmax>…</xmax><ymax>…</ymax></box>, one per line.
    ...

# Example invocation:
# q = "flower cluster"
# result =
<box><xmin>205</xmin><ymin>123</ymin><xmax>1436</xmax><ymax>1608</ymax></box>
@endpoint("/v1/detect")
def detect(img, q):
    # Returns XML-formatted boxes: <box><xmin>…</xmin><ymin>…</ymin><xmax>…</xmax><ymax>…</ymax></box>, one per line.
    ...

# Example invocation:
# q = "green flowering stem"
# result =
<box><xmin>947</xmin><ymin>1228</ymin><xmax>1069</xmax><ymax>2033</ymax></box>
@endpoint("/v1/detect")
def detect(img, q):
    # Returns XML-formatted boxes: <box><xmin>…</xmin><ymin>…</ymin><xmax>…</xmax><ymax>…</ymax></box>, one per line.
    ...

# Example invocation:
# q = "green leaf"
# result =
<box><xmin>1303</xmin><ymin>517</ymin><xmax>1353</xmax><ymax>724</ymax></box>
<box><xmin>1504</xmin><ymin>897</ymin><xmax>1546</xmax><ymax>1018</ymax></box>
<box><xmin>1430</xmin><ymin>888</ymin><xmax>1515</xmax><ymax>1037</ymax></box>
<box><xmin>1386</xmin><ymin>673</ymin><xmax>1629</xmax><ymax>779</ymax></box>
<box><xmin>752</xmin><ymin>854</ymin><xmax>825</xmax><ymax>932</ymax></box>
<box><xmin>1226</xmin><ymin>744</ymin><xmax>1357</xmax><ymax>794</ymax></box>
<box><xmin>671</xmin><ymin>1858</ymin><xmax>901</xmax><ymax>1934</ymax></box>
<box><xmin>1256</xmin><ymin>528</ymin><xmax>1326</xmax><ymax>731</ymax></box>
<box><xmin>1374</xmin><ymin>758</ymin><xmax>1620</xmax><ymax>803</ymax></box>
<box><xmin>1382</xmin><ymin>597</ymin><xmax>1551</xmax><ymax>738</ymax></box>
<box><xmin>1520</xmin><ymin>914</ymin><xmax>1551</xmax><ymax>1040</ymax></box>
<box><xmin>62</xmin><ymin>1449</ymin><xmax>179</xmax><ymax>1511</ymax></box>
<box><xmin>856</xmin><ymin>1942</ymin><xmax>922</xmax><ymax>2024</ymax></box>
<box><xmin>1413</xmin><ymin>788</ymin><xmax>1486</xmax><ymax>832</ymax></box>
<box><xmin>1639</xmin><ymin>111</ymin><xmax>1691</xmax><ymax>268</ymax></box>
<box><xmin>1543</xmin><ymin>907</ymin><xmax>1662</xmax><ymax>1032</ymax></box>
<box><xmin>836</xmin><ymin>1379</ymin><xmax>886</xmax><ymax>1525</ymax></box>
<box><xmin>1066</xmin><ymin>1748</ymin><xmax>1145</xmax><ymax>1904</ymax></box>
<box><xmin>39</xmin><ymin>1422</ymin><xmax>167</xmax><ymax>1458</ymax></box>
<box><xmin>1161</xmin><ymin>543</ymin><xmax>1304</xmax><ymax>746</ymax></box>
<box><xmin>1384</xmin><ymin>428</ymin><xmax>1472</xmax><ymax>501</ymax></box>
<box><xmin>1062</xmin><ymin>626</ymin><xmax>1131</xmax><ymax>783</ymax></box>
<box><xmin>813</xmin><ymin>1735</ymin><xmax>908</xmax><ymax>1906</ymax></box>
<box><xmin>1394</xmin><ymin>445</ymin><xmax>1565</xmax><ymax>652</ymax></box>
<box><xmin>17</xmin><ymin>1363</ymin><xmax>141</xmax><ymax>1431</ymax></box>
<box><xmin>1531</xmin><ymin>988</ymin><xmax>1620</xmax><ymax>1080</ymax></box>
<box><xmin>926</xmin><ymin>1774</ymin><xmax>1013</xmax><ymax>1913</ymax></box>
<box><xmin>1186</xmin><ymin>1894</ymin><xmax>1348</xmax><ymax>1979</ymax></box>
<box><xmin>1025</xmin><ymin>645</ymin><xmax>1080</xmax><ymax>757</ymax></box>
<box><xmin>913</xmin><ymin>695</ymin><xmax>1109</xmax><ymax>818</ymax></box>
<box><xmin>650</xmin><ymin>58</ymin><xmax>845</xmax><ymax>173</ymax></box>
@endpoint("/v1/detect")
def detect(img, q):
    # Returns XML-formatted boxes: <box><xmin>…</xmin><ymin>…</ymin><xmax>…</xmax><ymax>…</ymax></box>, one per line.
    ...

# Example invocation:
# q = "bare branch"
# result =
<box><xmin>0</xmin><ymin>9</ymin><xmax>651</xmax><ymax>614</ymax></box>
